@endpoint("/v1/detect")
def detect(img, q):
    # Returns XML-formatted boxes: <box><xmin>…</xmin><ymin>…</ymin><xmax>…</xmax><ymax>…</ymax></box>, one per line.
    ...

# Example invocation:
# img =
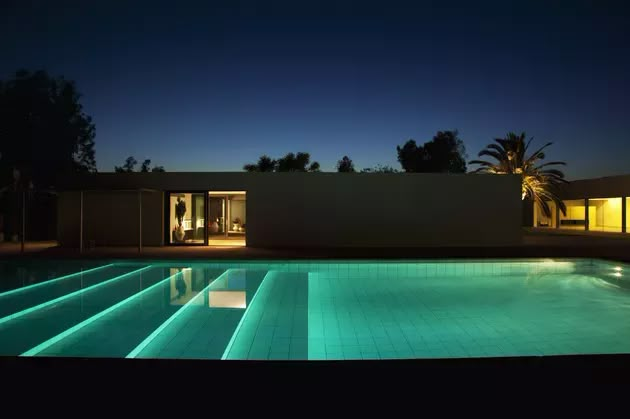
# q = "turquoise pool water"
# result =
<box><xmin>0</xmin><ymin>258</ymin><xmax>629</xmax><ymax>360</ymax></box>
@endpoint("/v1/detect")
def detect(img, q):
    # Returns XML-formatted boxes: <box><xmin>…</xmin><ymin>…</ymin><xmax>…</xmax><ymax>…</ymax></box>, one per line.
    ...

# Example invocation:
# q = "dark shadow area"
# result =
<box><xmin>2</xmin><ymin>354</ymin><xmax>630</xmax><ymax>393</ymax></box>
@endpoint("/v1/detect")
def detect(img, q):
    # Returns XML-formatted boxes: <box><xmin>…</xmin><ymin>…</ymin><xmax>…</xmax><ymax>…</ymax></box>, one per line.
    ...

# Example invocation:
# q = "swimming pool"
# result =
<box><xmin>0</xmin><ymin>258</ymin><xmax>628</xmax><ymax>360</ymax></box>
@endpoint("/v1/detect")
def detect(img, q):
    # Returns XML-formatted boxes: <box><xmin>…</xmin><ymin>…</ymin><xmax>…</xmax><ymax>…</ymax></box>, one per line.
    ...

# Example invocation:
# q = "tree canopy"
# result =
<box><xmin>243</xmin><ymin>155</ymin><xmax>276</xmax><ymax>172</ymax></box>
<box><xmin>360</xmin><ymin>164</ymin><xmax>399</xmax><ymax>173</ymax></box>
<box><xmin>0</xmin><ymin>70</ymin><xmax>96</xmax><ymax>189</ymax></box>
<box><xmin>396</xmin><ymin>130</ymin><xmax>467</xmax><ymax>173</ymax></box>
<box><xmin>469</xmin><ymin>132</ymin><xmax>568</xmax><ymax>217</ymax></box>
<box><xmin>114</xmin><ymin>156</ymin><xmax>165</xmax><ymax>173</ymax></box>
<box><xmin>336</xmin><ymin>156</ymin><xmax>355</xmax><ymax>173</ymax></box>
<box><xmin>244</xmin><ymin>152</ymin><xmax>320</xmax><ymax>172</ymax></box>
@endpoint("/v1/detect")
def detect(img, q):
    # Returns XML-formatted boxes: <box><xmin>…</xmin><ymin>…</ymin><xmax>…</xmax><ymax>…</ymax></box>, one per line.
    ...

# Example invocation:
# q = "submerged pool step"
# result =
<box><xmin>22</xmin><ymin>268</ymin><xmax>185</xmax><ymax>356</ymax></box>
<box><xmin>223</xmin><ymin>271</ymin><xmax>309</xmax><ymax>360</ymax></box>
<box><xmin>128</xmin><ymin>269</ymin><xmax>269</xmax><ymax>360</ymax></box>
<box><xmin>0</xmin><ymin>264</ymin><xmax>143</xmax><ymax>322</ymax></box>
<box><xmin>0</xmin><ymin>263</ymin><xmax>114</xmax><ymax>296</ymax></box>
<box><xmin>0</xmin><ymin>265</ymin><xmax>160</xmax><ymax>356</ymax></box>
<box><xmin>25</xmin><ymin>267</ymin><xmax>229</xmax><ymax>358</ymax></box>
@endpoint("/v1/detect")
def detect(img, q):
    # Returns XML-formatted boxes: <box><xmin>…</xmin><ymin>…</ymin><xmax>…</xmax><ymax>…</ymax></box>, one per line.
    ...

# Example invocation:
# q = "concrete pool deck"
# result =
<box><xmin>3</xmin><ymin>229</ymin><xmax>630</xmax><ymax>262</ymax></box>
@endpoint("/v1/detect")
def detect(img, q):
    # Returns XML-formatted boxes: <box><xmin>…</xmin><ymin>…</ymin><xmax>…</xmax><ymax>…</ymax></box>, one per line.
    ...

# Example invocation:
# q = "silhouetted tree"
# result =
<box><xmin>243</xmin><ymin>155</ymin><xmax>276</xmax><ymax>172</ymax></box>
<box><xmin>396</xmin><ymin>130</ymin><xmax>467</xmax><ymax>173</ymax></box>
<box><xmin>140</xmin><ymin>159</ymin><xmax>151</xmax><ymax>172</ymax></box>
<box><xmin>115</xmin><ymin>156</ymin><xmax>165</xmax><ymax>172</ymax></box>
<box><xmin>243</xmin><ymin>152</ymin><xmax>320</xmax><ymax>172</ymax></box>
<box><xmin>360</xmin><ymin>164</ymin><xmax>399</xmax><ymax>173</ymax></box>
<box><xmin>469</xmin><ymin>132</ymin><xmax>568</xmax><ymax>217</ymax></box>
<box><xmin>0</xmin><ymin>69</ymin><xmax>96</xmax><ymax>189</ymax></box>
<box><xmin>277</xmin><ymin>152</ymin><xmax>320</xmax><ymax>172</ymax></box>
<box><xmin>115</xmin><ymin>156</ymin><xmax>137</xmax><ymax>173</ymax></box>
<box><xmin>336</xmin><ymin>156</ymin><xmax>355</xmax><ymax>173</ymax></box>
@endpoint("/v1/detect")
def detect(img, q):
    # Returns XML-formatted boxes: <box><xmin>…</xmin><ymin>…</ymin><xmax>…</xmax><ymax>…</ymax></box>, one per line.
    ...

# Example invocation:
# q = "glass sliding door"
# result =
<box><xmin>208</xmin><ymin>191</ymin><xmax>246</xmax><ymax>246</ymax></box>
<box><xmin>208</xmin><ymin>196</ymin><xmax>226</xmax><ymax>237</ymax></box>
<box><xmin>168</xmin><ymin>192</ymin><xmax>206</xmax><ymax>244</ymax></box>
<box><xmin>227</xmin><ymin>194</ymin><xmax>246</xmax><ymax>237</ymax></box>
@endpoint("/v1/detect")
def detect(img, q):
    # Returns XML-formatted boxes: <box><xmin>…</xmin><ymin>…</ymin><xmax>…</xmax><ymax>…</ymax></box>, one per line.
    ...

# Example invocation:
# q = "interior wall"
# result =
<box><xmin>230</xmin><ymin>199</ymin><xmax>246</xmax><ymax>225</ymax></box>
<box><xmin>558</xmin><ymin>199</ymin><xmax>585</xmax><ymax>230</ymax></box>
<box><xmin>589</xmin><ymin>198</ymin><xmax>622</xmax><ymax>232</ymax></box>
<box><xmin>533</xmin><ymin>201</ymin><xmax>555</xmax><ymax>228</ymax></box>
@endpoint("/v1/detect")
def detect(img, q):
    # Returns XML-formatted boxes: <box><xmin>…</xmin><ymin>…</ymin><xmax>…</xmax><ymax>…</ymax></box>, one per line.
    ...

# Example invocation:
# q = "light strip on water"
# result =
<box><xmin>0</xmin><ymin>263</ymin><xmax>115</xmax><ymax>298</ymax></box>
<box><xmin>125</xmin><ymin>268</ymin><xmax>232</xmax><ymax>359</ymax></box>
<box><xmin>220</xmin><ymin>271</ymin><xmax>272</xmax><ymax>360</ymax></box>
<box><xmin>21</xmin><ymin>267</ymin><xmax>180</xmax><ymax>357</ymax></box>
<box><xmin>0</xmin><ymin>265</ymin><xmax>153</xmax><ymax>327</ymax></box>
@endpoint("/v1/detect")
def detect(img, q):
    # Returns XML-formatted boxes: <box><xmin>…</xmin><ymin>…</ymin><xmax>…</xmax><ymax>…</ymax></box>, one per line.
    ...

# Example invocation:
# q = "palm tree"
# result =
<box><xmin>469</xmin><ymin>132</ymin><xmax>568</xmax><ymax>217</ymax></box>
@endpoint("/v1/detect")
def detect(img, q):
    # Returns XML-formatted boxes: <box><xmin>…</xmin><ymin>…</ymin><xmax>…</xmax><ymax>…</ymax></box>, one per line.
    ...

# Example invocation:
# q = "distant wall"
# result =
<box><xmin>244</xmin><ymin>174</ymin><xmax>521</xmax><ymax>247</ymax></box>
<box><xmin>57</xmin><ymin>191</ymin><xmax>163</xmax><ymax>247</ymax></box>
<box><xmin>559</xmin><ymin>175</ymin><xmax>630</xmax><ymax>200</ymax></box>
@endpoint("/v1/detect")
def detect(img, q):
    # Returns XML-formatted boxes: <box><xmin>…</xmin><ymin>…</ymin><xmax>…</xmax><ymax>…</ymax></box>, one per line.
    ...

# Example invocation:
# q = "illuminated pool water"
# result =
<box><xmin>0</xmin><ymin>258</ymin><xmax>629</xmax><ymax>360</ymax></box>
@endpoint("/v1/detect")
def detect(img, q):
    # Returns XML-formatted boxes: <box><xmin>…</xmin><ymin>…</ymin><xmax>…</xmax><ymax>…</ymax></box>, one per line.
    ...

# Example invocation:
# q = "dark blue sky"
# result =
<box><xmin>2</xmin><ymin>0</ymin><xmax>629</xmax><ymax>179</ymax></box>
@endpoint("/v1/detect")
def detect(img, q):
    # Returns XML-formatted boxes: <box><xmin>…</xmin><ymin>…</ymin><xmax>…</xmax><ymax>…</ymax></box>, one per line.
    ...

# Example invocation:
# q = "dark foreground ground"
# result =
<box><xmin>1</xmin><ymin>354</ymin><xmax>629</xmax><ymax>404</ymax></box>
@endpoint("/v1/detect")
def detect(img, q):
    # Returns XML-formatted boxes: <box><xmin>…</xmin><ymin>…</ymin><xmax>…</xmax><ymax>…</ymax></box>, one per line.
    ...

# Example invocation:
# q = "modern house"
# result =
<box><xmin>56</xmin><ymin>172</ymin><xmax>523</xmax><ymax>248</ymax></box>
<box><xmin>529</xmin><ymin>174</ymin><xmax>630</xmax><ymax>234</ymax></box>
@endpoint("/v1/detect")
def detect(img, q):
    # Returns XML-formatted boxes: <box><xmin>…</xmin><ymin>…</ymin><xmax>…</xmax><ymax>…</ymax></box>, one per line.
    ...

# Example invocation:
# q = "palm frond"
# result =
<box><xmin>524</xmin><ymin>142</ymin><xmax>552</xmax><ymax>165</ymax></box>
<box><xmin>477</xmin><ymin>150</ymin><xmax>505</xmax><ymax>162</ymax></box>
<box><xmin>468</xmin><ymin>159</ymin><xmax>497</xmax><ymax>165</ymax></box>
<box><xmin>535</xmin><ymin>161</ymin><xmax>567</xmax><ymax>169</ymax></box>
<box><xmin>523</xmin><ymin>137</ymin><xmax>535</xmax><ymax>155</ymax></box>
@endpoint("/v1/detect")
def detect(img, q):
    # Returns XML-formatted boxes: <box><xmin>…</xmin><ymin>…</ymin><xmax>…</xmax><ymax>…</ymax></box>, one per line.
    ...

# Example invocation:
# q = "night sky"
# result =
<box><xmin>2</xmin><ymin>0</ymin><xmax>628</xmax><ymax>179</ymax></box>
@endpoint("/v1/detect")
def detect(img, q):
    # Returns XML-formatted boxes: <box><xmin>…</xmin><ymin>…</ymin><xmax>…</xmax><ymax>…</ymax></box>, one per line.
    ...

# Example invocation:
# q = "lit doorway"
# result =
<box><xmin>207</xmin><ymin>191</ymin><xmax>246</xmax><ymax>246</ymax></box>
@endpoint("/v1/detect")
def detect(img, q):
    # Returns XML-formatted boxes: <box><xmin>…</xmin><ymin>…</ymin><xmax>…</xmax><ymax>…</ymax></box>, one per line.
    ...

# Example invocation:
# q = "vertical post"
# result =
<box><xmin>21</xmin><ymin>190</ymin><xmax>25</xmax><ymax>253</ymax></box>
<box><xmin>161</xmin><ymin>192</ymin><xmax>165</xmax><ymax>246</ymax></box>
<box><xmin>622</xmin><ymin>197</ymin><xmax>627</xmax><ymax>233</ymax></box>
<box><xmin>584</xmin><ymin>198</ymin><xmax>589</xmax><ymax>231</ymax></box>
<box><xmin>555</xmin><ymin>204</ymin><xmax>560</xmax><ymax>229</ymax></box>
<box><xmin>138</xmin><ymin>190</ymin><xmax>142</xmax><ymax>253</ymax></box>
<box><xmin>225</xmin><ymin>195</ymin><xmax>230</xmax><ymax>238</ymax></box>
<box><xmin>204</xmin><ymin>192</ymin><xmax>209</xmax><ymax>246</ymax></box>
<box><xmin>80</xmin><ymin>191</ymin><xmax>84</xmax><ymax>253</ymax></box>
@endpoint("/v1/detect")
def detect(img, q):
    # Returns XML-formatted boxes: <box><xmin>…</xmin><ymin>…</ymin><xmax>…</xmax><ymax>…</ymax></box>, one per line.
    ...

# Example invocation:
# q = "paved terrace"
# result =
<box><xmin>2</xmin><ymin>229</ymin><xmax>630</xmax><ymax>262</ymax></box>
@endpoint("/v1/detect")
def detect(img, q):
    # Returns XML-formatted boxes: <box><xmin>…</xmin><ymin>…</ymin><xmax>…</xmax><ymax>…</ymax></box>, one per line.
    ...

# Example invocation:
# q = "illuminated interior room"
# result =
<box><xmin>558</xmin><ymin>199</ymin><xmax>587</xmax><ymax>230</ymax></box>
<box><xmin>533</xmin><ymin>201</ymin><xmax>557</xmax><ymax>228</ymax></box>
<box><xmin>588</xmin><ymin>197</ymin><xmax>622</xmax><ymax>232</ymax></box>
<box><xmin>207</xmin><ymin>191</ymin><xmax>246</xmax><ymax>247</ymax></box>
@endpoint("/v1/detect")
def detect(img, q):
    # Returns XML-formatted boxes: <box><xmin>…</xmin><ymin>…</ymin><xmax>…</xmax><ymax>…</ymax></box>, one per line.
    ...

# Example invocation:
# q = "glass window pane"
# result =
<box><xmin>168</xmin><ymin>192</ymin><xmax>205</xmax><ymax>244</ymax></box>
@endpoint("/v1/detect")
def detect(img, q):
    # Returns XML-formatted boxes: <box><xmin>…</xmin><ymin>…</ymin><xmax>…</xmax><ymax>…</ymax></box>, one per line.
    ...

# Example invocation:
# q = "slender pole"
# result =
<box><xmin>622</xmin><ymin>196</ymin><xmax>627</xmax><ymax>234</ymax></box>
<box><xmin>138</xmin><ymin>190</ymin><xmax>142</xmax><ymax>253</ymax></box>
<box><xmin>584</xmin><ymin>198</ymin><xmax>589</xmax><ymax>231</ymax></box>
<box><xmin>80</xmin><ymin>191</ymin><xmax>84</xmax><ymax>253</ymax></box>
<box><xmin>225</xmin><ymin>195</ymin><xmax>229</xmax><ymax>238</ymax></box>
<box><xmin>21</xmin><ymin>190</ymin><xmax>25</xmax><ymax>253</ymax></box>
<box><xmin>161</xmin><ymin>192</ymin><xmax>165</xmax><ymax>246</ymax></box>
